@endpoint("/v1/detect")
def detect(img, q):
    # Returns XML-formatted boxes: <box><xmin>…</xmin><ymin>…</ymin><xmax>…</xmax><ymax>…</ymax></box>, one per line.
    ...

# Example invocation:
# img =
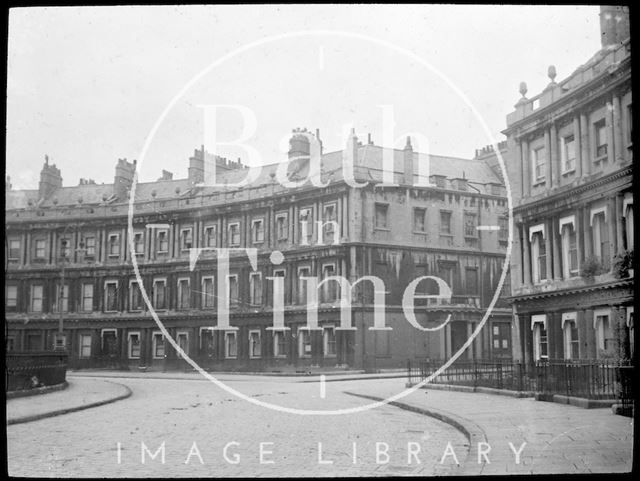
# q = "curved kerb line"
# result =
<box><xmin>127</xmin><ymin>29</ymin><xmax>513</xmax><ymax>416</ymax></box>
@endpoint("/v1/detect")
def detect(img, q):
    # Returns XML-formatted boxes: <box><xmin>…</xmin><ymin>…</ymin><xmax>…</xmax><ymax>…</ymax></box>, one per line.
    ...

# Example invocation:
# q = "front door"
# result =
<box><xmin>491</xmin><ymin>322</ymin><xmax>512</xmax><ymax>359</ymax></box>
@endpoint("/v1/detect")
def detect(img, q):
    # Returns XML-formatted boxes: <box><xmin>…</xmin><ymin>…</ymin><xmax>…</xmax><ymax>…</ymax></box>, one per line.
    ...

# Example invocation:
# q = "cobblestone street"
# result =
<box><xmin>7</xmin><ymin>375</ymin><xmax>469</xmax><ymax>477</ymax></box>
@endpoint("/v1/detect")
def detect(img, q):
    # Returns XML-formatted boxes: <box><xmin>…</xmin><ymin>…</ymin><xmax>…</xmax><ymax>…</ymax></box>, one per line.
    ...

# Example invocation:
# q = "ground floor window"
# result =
<box><xmin>200</xmin><ymin>328</ymin><xmax>215</xmax><ymax>357</ymax></box>
<box><xmin>531</xmin><ymin>315</ymin><xmax>548</xmax><ymax>361</ymax></box>
<box><xmin>249</xmin><ymin>330</ymin><xmax>261</xmax><ymax>358</ymax></box>
<box><xmin>79</xmin><ymin>334</ymin><xmax>92</xmax><ymax>358</ymax></box>
<box><xmin>176</xmin><ymin>331</ymin><xmax>189</xmax><ymax>358</ymax></box>
<box><xmin>562</xmin><ymin>313</ymin><xmax>579</xmax><ymax>360</ymax></box>
<box><xmin>26</xmin><ymin>333</ymin><xmax>42</xmax><ymax>351</ymax></box>
<box><xmin>101</xmin><ymin>329</ymin><xmax>118</xmax><ymax>355</ymax></box>
<box><xmin>128</xmin><ymin>332</ymin><xmax>141</xmax><ymax>359</ymax></box>
<box><xmin>152</xmin><ymin>332</ymin><xmax>165</xmax><ymax>359</ymax></box>
<box><xmin>323</xmin><ymin>326</ymin><xmax>336</xmax><ymax>357</ymax></box>
<box><xmin>594</xmin><ymin>309</ymin><xmax>614</xmax><ymax>357</ymax></box>
<box><xmin>225</xmin><ymin>331</ymin><xmax>237</xmax><ymax>359</ymax></box>
<box><xmin>298</xmin><ymin>328</ymin><xmax>312</xmax><ymax>357</ymax></box>
<box><xmin>273</xmin><ymin>331</ymin><xmax>287</xmax><ymax>358</ymax></box>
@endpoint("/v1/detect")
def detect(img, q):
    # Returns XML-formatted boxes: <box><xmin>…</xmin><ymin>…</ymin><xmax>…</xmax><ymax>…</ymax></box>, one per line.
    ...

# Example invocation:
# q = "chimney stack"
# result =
<box><xmin>114</xmin><ymin>158</ymin><xmax>136</xmax><ymax>200</ymax></box>
<box><xmin>403</xmin><ymin>136</ymin><xmax>414</xmax><ymax>184</ymax></box>
<box><xmin>600</xmin><ymin>6</ymin><xmax>630</xmax><ymax>49</ymax></box>
<box><xmin>159</xmin><ymin>169</ymin><xmax>174</xmax><ymax>181</ymax></box>
<box><xmin>38</xmin><ymin>155</ymin><xmax>62</xmax><ymax>200</ymax></box>
<box><xmin>189</xmin><ymin>146</ymin><xmax>205</xmax><ymax>184</ymax></box>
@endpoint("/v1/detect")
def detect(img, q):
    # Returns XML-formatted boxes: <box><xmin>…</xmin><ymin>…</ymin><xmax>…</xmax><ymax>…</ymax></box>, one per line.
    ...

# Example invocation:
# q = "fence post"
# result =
<box><xmin>407</xmin><ymin>359</ymin><xmax>411</xmax><ymax>384</ymax></box>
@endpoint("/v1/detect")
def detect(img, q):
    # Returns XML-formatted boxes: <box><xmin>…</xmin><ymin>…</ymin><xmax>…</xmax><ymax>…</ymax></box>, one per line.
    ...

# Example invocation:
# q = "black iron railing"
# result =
<box><xmin>6</xmin><ymin>351</ymin><xmax>68</xmax><ymax>392</ymax></box>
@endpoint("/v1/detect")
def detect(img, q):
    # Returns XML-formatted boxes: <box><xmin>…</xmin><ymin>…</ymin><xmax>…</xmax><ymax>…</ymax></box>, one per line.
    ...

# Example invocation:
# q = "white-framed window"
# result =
<box><xmin>30</xmin><ymin>285</ymin><xmax>43</xmax><ymax>312</ymax></box>
<box><xmin>594</xmin><ymin>309</ymin><xmax>614</xmax><ymax>356</ymax></box>
<box><xmin>176</xmin><ymin>331</ymin><xmax>189</xmax><ymax>358</ymax></box>
<box><xmin>529</xmin><ymin>225</ymin><xmax>547</xmax><ymax>283</ymax></box>
<box><xmin>54</xmin><ymin>283</ymin><xmax>69</xmax><ymax>312</ymax></box>
<box><xmin>623</xmin><ymin>194</ymin><xmax>634</xmax><ymax>250</ymax></box>
<box><xmin>104</xmin><ymin>281</ymin><xmax>118</xmax><ymax>312</ymax></box>
<box><xmin>108</xmin><ymin>233</ymin><xmax>120</xmax><ymax>257</ymax></box>
<box><xmin>204</xmin><ymin>225</ymin><xmax>217</xmax><ymax>248</ymax></box>
<box><xmin>133</xmin><ymin>231</ymin><xmax>144</xmax><ymax>256</ymax></box>
<box><xmin>180</xmin><ymin>228</ymin><xmax>193</xmax><ymax>251</ymax></box>
<box><xmin>59</xmin><ymin>237</ymin><xmax>71</xmax><ymax>259</ymax></box>
<box><xmin>413</xmin><ymin>207</ymin><xmax>426</xmax><ymax>233</ymax></box>
<box><xmin>35</xmin><ymin>239</ymin><xmax>46</xmax><ymax>259</ymax></box>
<box><xmin>298</xmin><ymin>328</ymin><xmax>312</xmax><ymax>357</ymax></box>
<box><xmin>323</xmin><ymin>203</ymin><xmax>338</xmax><ymax>237</ymax></box>
<box><xmin>128</xmin><ymin>332</ymin><xmax>141</xmax><ymax>359</ymax></box>
<box><xmin>562</xmin><ymin>312</ymin><xmax>579</xmax><ymax>360</ymax></box>
<box><xmin>201</xmin><ymin>276</ymin><xmax>215</xmax><ymax>309</ymax></box>
<box><xmin>498</xmin><ymin>216</ymin><xmax>509</xmax><ymax>242</ymax></box>
<box><xmin>152</xmin><ymin>278</ymin><xmax>167</xmax><ymax>310</ymax></box>
<box><xmin>199</xmin><ymin>327</ymin><xmax>215</xmax><ymax>354</ymax></box>
<box><xmin>79</xmin><ymin>334</ymin><xmax>92</xmax><ymax>358</ymax></box>
<box><xmin>594</xmin><ymin>119</ymin><xmax>608</xmax><ymax>158</ymax></box>
<box><xmin>531</xmin><ymin>146</ymin><xmax>546</xmax><ymax>183</ymax></box>
<box><xmin>591</xmin><ymin>208</ymin><xmax>609</xmax><ymax>267</ymax></box>
<box><xmin>249</xmin><ymin>330</ymin><xmax>261</xmax><ymax>358</ymax></box>
<box><xmin>299</xmin><ymin>207</ymin><xmax>313</xmax><ymax>242</ymax></box>
<box><xmin>374</xmin><ymin>203</ymin><xmax>389</xmax><ymax>229</ymax></box>
<box><xmin>560</xmin><ymin>134</ymin><xmax>576</xmax><ymax>173</ymax></box>
<box><xmin>228</xmin><ymin>274</ymin><xmax>239</xmax><ymax>305</ymax></box>
<box><xmin>84</xmin><ymin>236</ymin><xmax>96</xmax><ymax>257</ymax></box>
<box><xmin>251</xmin><ymin>218</ymin><xmax>265</xmax><ymax>244</ymax></box>
<box><xmin>6</xmin><ymin>285</ymin><xmax>18</xmax><ymax>307</ymax></box>
<box><xmin>225</xmin><ymin>331</ymin><xmax>237</xmax><ymax>358</ymax></box>
<box><xmin>156</xmin><ymin>229</ymin><xmax>169</xmax><ymax>253</ymax></box>
<box><xmin>323</xmin><ymin>325</ymin><xmax>337</xmax><ymax>357</ymax></box>
<box><xmin>440</xmin><ymin>211</ymin><xmax>452</xmax><ymax>235</ymax></box>
<box><xmin>129</xmin><ymin>280</ymin><xmax>144</xmax><ymax>312</ymax></box>
<box><xmin>559</xmin><ymin>216</ymin><xmax>578</xmax><ymax>278</ymax></box>
<box><xmin>249</xmin><ymin>272</ymin><xmax>262</xmax><ymax>306</ymax></box>
<box><xmin>177</xmin><ymin>277</ymin><xmax>191</xmax><ymax>309</ymax></box>
<box><xmin>81</xmin><ymin>283</ymin><xmax>94</xmax><ymax>312</ymax></box>
<box><xmin>275</xmin><ymin>212</ymin><xmax>289</xmax><ymax>240</ymax></box>
<box><xmin>228</xmin><ymin>222</ymin><xmax>241</xmax><ymax>247</ymax></box>
<box><xmin>463</xmin><ymin>212</ymin><xmax>477</xmax><ymax>238</ymax></box>
<box><xmin>298</xmin><ymin>266</ymin><xmax>311</xmax><ymax>304</ymax></box>
<box><xmin>531</xmin><ymin>314</ymin><xmax>548</xmax><ymax>361</ymax></box>
<box><xmin>273</xmin><ymin>330</ymin><xmax>287</xmax><ymax>358</ymax></box>
<box><xmin>8</xmin><ymin>238</ymin><xmax>21</xmax><ymax>260</ymax></box>
<box><xmin>152</xmin><ymin>332</ymin><xmax>165</xmax><ymax>359</ymax></box>
<box><xmin>321</xmin><ymin>263</ymin><xmax>337</xmax><ymax>302</ymax></box>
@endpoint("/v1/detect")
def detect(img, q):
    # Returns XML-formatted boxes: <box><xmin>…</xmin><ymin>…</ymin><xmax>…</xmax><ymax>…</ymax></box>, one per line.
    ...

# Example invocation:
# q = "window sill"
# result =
<box><xmin>324</xmin><ymin>354</ymin><xmax>337</xmax><ymax>358</ymax></box>
<box><xmin>157</xmin><ymin>251</ymin><xmax>169</xmax><ymax>254</ymax></box>
<box><xmin>249</xmin><ymin>356</ymin><xmax>262</xmax><ymax>359</ymax></box>
<box><xmin>439</xmin><ymin>233</ymin><xmax>453</xmax><ymax>237</ymax></box>
<box><xmin>561</xmin><ymin>168</ymin><xmax>576</xmax><ymax>176</ymax></box>
<box><xmin>594</xmin><ymin>155</ymin><xmax>608</xmax><ymax>163</ymax></box>
<box><xmin>129</xmin><ymin>309</ymin><xmax>144</xmax><ymax>313</ymax></box>
<box><xmin>532</xmin><ymin>180</ymin><xmax>546</xmax><ymax>188</ymax></box>
<box><xmin>225</xmin><ymin>356</ymin><xmax>238</xmax><ymax>360</ymax></box>
<box><xmin>413</xmin><ymin>231</ymin><xmax>427</xmax><ymax>235</ymax></box>
<box><xmin>374</xmin><ymin>227</ymin><xmax>391</xmax><ymax>232</ymax></box>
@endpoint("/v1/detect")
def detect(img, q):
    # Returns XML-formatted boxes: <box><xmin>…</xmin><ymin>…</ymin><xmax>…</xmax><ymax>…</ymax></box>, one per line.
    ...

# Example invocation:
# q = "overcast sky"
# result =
<box><xmin>6</xmin><ymin>5</ymin><xmax>601</xmax><ymax>189</ymax></box>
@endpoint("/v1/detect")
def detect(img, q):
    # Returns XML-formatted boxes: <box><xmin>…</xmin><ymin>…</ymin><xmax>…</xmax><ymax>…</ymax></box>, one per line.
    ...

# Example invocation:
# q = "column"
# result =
<box><xmin>551</xmin><ymin>217</ymin><xmax>562</xmax><ymax>279</ymax></box>
<box><xmin>608</xmin><ymin>196</ymin><xmax>617</xmax><ymax>262</ymax></box>
<box><xmin>512</xmin><ymin>312</ymin><xmax>522</xmax><ymax>362</ymax></box>
<box><xmin>523</xmin><ymin>225</ymin><xmax>532</xmax><ymax>285</ymax></box>
<box><xmin>25</xmin><ymin>232</ymin><xmax>31</xmax><ymax>266</ymax></box>
<box><xmin>544</xmin><ymin>128</ymin><xmax>552</xmax><ymax>188</ymax></box>
<box><xmin>522</xmin><ymin>139</ymin><xmax>531</xmax><ymax>197</ymax></box>
<box><xmin>444</xmin><ymin>323</ymin><xmax>451</xmax><ymax>360</ymax></box>
<box><xmin>613</xmin><ymin>94</ymin><xmax>623</xmax><ymax>162</ymax></box>
<box><xmin>544</xmin><ymin>220</ymin><xmax>552</xmax><ymax>281</ymax></box>
<box><xmin>615</xmin><ymin>195</ymin><xmax>625</xmax><ymax>252</ymax></box>
<box><xmin>573</xmin><ymin>116</ymin><xmax>582</xmax><ymax>178</ymax></box>
<box><xmin>582</xmin><ymin>208</ymin><xmax>592</xmax><ymax>259</ymax></box>
<box><xmin>550</xmin><ymin>123</ymin><xmax>560</xmax><ymax>187</ymax></box>
<box><xmin>522</xmin><ymin>314</ymin><xmax>531</xmax><ymax>364</ymax></box>
<box><xmin>580</xmin><ymin>113</ymin><xmax>590</xmax><ymax>175</ymax></box>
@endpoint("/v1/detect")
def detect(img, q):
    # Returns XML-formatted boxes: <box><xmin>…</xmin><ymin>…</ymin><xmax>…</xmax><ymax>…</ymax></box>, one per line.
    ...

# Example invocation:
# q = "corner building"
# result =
<box><xmin>6</xmin><ymin>129</ymin><xmax>511</xmax><ymax>371</ymax></box>
<box><xmin>504</xmin><ymin>6</ymin><xmax>633</xmax><ymax>363</ymax></box>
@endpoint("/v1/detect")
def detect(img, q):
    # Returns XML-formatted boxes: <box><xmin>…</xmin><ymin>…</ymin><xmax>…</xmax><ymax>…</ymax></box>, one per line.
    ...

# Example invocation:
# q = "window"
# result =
<box><xmin>531</xmin><ymin>146</ymin><xmax>546</xmax><ymax>182</ymax></box>
<box><xmin>298</xmin><ymin>267</ymin><xmax>310</xmax><ymax>304</ymax></box>
<box><xmin>465</xmin><ymin>268</ymin><xmax>478</xmax><ymax>295</ymax></box>
<box><xmin>31</xmin><ymin>285</ymin><xmax>43</xmax><ymax>312</ymax></box>
<box><xmin>594</xmin><ymin>119</ymin><xmax>607</xmax><ymax>158</ymax></box>
<box><xmin>323</xmin><ymin>326</ymin><xmax>336</xmax><ymax>356</ymax></box>
<box><xmin>200</xmin><ymin>328</ymin><xmax>215</xmax><ymax>356</ymax></box>
<box><xmin>413</xmin><ymin>208</ymin><xmax>426</xmax><ymax>232</ymax></box>
<box><xmin>152</xmin><ymin>332</ymin><xmax>165</xmax><ymax>359</ymax></box>
<box><xmin>133</xmin><ymin>232</ymin><xmax>144</xmax><ymax>255</ymax></box>
<box><xmin>322</xmin><ymin>264</ymin><xmax>336</xmax><ymax>302</ymax></box>
<box><xmin>375</xmin><ymin>203</ymin><xmax>389</xmax><ymax>229</ymax></box>
<box><xmin>275</xmin><ymin>213</ymin><xmax>288</xmax><ymax>240</ymax></box>
<box><xmin>323</xmin><ymin>203</ymin><xmax>337</xmax><ymax>238</ymax></box>
<box><xmin>561</xmin><ymin>223</ymin><xmax>579</xmax><ymax>278</ymax></box>
<box><xmin>592</xmin><ymin>211</ymin><xmax>610</xmax><ymax>268</ymax></box>
<box><xmin>35</xmin><ymin>239</ymin><xmax>46</xmax><ymax>259</ymax></box>
<box><xmin>202</xmin><ymin>276</ymin><xmax>215</xmax><ymax>309</ymax></box>
<box><xmin>79</xmin><ymin>334</ymin><xmax>92</xmax><ymax>358</ymax></box>
<box><xmin>249</xmin><ymin>273</ymin><xmax>262</xmax><ymax>306</ymax></box>
<box><xmin>228</xmin><ymin>223</ymin><xmax>240</xmax><ymax>246</ymax></box>
<box><xmin>595</xmin><ymin>311</ymin><xmax>615</xmax><ymax>355</ymax></box>
<box><xmin>299</xmin><ymin>208</ymin><xmax>313</xmax><ymax>242</ymax></box>
<box><xmin>531</xmin><ymin>230</ymin><xmax>547</xmax><ymax>283</ymax></box>
<box><xmin>273</xmin><ymin>331</ymin><xmax>287</xmax><ymax>358</ymax></box>
<box><xmin>249</xmin><ymin>330</ymin><xmax>261</xmax><ymax>358</ymax></box>
<box><xmin>252</xmin><ymin>219</ymin><xmax>265</xmax><ymax>244</ymax></box>
<box><xmin>59</xmin><ymin>238</ymin><xmax>71</xmax><ymax>258</ymax></box>
<box><xmin>623</xmin><ymin>196</ymin><xmax>634</xmax><ymax>250</ymax></box>
<box><xmin>180</xmin><ymin>228</ymin><xmax>193</xmax><ymax>251</ymax></box>
<box><xmin>627</xmin><ymin>104</ymin><xmax>633</xmax><ymax>145</ymax></box>
<box><xmin>6</xmin><ymin>285</ymin><xmax>18</xmax><ymax>307</ymax></box>
<box><xmin>225</xmin><ymin>331</ymin><xmax>237</xmax><ymax>358</ymax></box>
<box><xmin>463</xmin><ymin>213</ymin><xmax>477</xmax><ymax>237</ymax></box>
<box><xmin>563</xmin><ymin>315</ymin><xmax>580</xmax><ymax>360</ymax></box>
<box><xmin>108</xmin><ymin>233</ymin><xmax>120</xmax><ymax>257</ymax></box>
<box><xmin>84</xmin><ymin>236</ymin><xmax>96</xmax><ymax>257</ymax></box>
<box><xmin>82</xmin><ymin>283</ymin><xmax>94</xmax><ymax>311</ymax></box>
<box><xmin>55</xmin><ymin>284</ymin><xmax>69</xmax><ymax>312</ymax></box>
<box><xmin>129</xmin><ymin>281</ymin><xmax>143</xmax><ymax>311</ymax></box>
<box><xmin>153</xmin><ymin>279</ymin><xmax>167</xmax><ymax>310</ymax></box>
<box><xmin>157</xmin><ymin>230</ymin><xmax>169</xmax><ymax>253</ymax></box>
<box><xmin>176</xmin><ymin>332</ymin><xmax>189</xmax><ymax>358</ymax></box>
<box><xmin>532</xmin><ymin>316</ymin><xmax>548</xmax><ymax>361</ymax></box>
<box><xmin>177</xmin><ymin>278</ymin><xmax>190</xmax><ymax>309</ymax></box>
<box><xmin>498</xmin><ymin>217</ymin><xmax>509</xmax><ymax>242</ymax></box>
<box><xmin>440</xmin><ymin>211</ymin><xmax>452</xmax><ymax>235</ymax></box>
<box><xmin>561</xmin><ymin>135</ymin><xmax>576</xmax><ymax>173</ymax></box>
<box><xmin>204</xmin><ymin>225</ymin><xmax>217</xmax><ymax>248</ymax></box>
<box><xmin>101</xmin><ymin>329</ymin><xmax>117</xmax><ymax>354</ymax></box>
<box><xmin>105</xmin><ymin>281</ymin><xmax>118</xmax><ymax>311</ymax></box>
<box><xmin>228</xmin><ymin>275</ymin><xmax>239</xmax><ymax>305</ymax></box>
<box><xmin>128</xmin><ymin>332</ymin><xmax>141</xmax><ymax>359</ymax></box>
<box><xmin>298</xmin><ymin>328</ymin><xmax>311</xmax><ymax>357</ymax></box>
<box><xmin>8</xmin><ymin>239</ymin><xmax>21</xmax><ymax>260</ymax></box>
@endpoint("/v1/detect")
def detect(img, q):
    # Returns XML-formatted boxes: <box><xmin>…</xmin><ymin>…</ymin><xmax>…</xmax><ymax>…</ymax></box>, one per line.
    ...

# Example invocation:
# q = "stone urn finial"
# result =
<box><xmin>548</xmin><ymin>65</ymin><xmax>557</xmax><ymax>83</ymax></box>
<box><xmin>519</xmin><ymin>81</ymin><xmax>528</xmax><ymax>98</ymax></box>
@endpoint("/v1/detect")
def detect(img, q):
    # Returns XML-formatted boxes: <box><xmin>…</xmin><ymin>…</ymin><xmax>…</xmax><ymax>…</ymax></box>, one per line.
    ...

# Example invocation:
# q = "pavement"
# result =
<box><xmin>6</xmin><ymin>370</ymin><xmax>634</xmax><ymax>476</ymax></box>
